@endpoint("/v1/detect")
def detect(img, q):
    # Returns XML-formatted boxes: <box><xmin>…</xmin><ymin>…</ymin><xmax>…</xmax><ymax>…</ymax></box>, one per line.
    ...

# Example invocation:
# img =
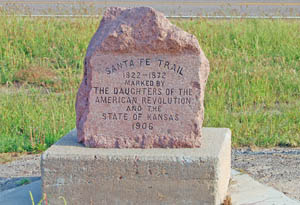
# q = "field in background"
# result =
<box><xmin>0</xmin><ymin>15</ymin><xmax>299</xmax><ymax>153</ymax></box>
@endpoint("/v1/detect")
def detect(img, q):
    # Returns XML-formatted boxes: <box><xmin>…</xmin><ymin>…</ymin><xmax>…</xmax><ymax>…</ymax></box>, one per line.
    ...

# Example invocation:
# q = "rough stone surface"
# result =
<box><xmin>41</xmin><ymin>128</ymin><xmax>231</xmax><ymax>205</ymax></box>
<box><xmin>76</xmin><ymin>7</ymin><xmax>210</xmax><ymax>148</ymax></box>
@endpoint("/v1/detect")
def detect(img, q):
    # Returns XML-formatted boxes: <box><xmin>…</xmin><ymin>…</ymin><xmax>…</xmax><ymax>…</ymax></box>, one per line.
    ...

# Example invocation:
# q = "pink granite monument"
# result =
<box><xmin>76</xmin><ymin>7</ymin><xmax>210</xmax><ymax>148</ymax></box>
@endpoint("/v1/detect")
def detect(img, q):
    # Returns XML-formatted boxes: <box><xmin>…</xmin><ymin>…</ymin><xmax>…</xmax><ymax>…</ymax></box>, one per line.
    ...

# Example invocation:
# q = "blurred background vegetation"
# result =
<box><xmin>0</xmin><ymin>14</ymin><xmax>299</xmax><ymax>153</ymax></box>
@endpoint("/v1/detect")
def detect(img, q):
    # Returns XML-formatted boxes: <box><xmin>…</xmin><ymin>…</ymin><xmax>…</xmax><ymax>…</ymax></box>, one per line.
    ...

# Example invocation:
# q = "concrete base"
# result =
<box><xmin>3</xmin><ymin>170</ymin><xmax>300</xmax><ymax>205</ymax></box>
<box><xmin>41</xmin><ymin>128</ymin><xmax>231</xmax><ymax>205</ymax></box>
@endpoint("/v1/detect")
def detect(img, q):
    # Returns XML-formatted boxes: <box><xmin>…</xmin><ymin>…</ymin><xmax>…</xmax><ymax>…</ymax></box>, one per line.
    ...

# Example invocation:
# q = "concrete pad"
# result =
<box><xmin>1</xmin><ymin>169</ymin><xmax>299</xmax><ymax>205</ymax></box>
<box><xmin>0</xmin><ymin>180</ymin><xmax>41</xmax><ymax>205</ymax></box>
<box><xmin>230</xmin><ymin>169</ymin><xmax>300</xmax><ymax>205</ymax></box>
<box><xmin>41</xmin><ymin>128</ymin><xmax>231</xmax><ymax>205</ymax></box>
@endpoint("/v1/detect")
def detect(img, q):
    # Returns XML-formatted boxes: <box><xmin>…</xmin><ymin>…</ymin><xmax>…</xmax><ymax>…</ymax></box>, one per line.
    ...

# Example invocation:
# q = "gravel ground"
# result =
<box><xmin>232</xmin><ymin>147</ymin><xmax>300</xmax><ymax>201</ymax></box>
<box><xmin>1</xmin><ymin>148</ymin><xmax>299</xmax><ymax>201</ymax></box>
<box><xmin>0</xmin><ymin>154</ymin><xmax>41</xmax><ymax>192</ymax></box>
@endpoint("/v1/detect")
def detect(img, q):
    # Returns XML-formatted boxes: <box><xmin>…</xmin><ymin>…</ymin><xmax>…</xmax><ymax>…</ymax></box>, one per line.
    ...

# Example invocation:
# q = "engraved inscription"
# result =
<box><xmin>93</xmin><ymin>57</ymin><xmax>193</xmax><ymax>131</ymax></box>
<box><xmin>103</xmin><ymin>58</ymin><xmax>184</xmax><ymax>76</ymax></box>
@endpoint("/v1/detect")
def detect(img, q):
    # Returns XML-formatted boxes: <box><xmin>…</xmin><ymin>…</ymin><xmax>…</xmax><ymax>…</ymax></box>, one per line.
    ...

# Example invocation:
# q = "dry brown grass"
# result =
<box><xmin>14</xmin><ymin>66</ymin><xmax>60</xmax><ymax>88</ymax></box>
<box><xmin>0</xmin><ymin>152</ymin><xmax>25</xmax><ymax>164</ymax></box>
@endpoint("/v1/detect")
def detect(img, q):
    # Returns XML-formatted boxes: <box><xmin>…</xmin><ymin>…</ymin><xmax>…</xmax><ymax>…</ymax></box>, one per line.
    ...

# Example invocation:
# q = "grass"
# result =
<box><xmin>0</xmin><ymin>87</ymin><xmax>76</xmax><ymax>152</ymax></box>
<box><xmin>0</xmin><ymin>14</ymin><xmax>299</xmax><ymax>152</ymax></box>
<box><xmin>175</xmin><ymin>19</ymin><xmax>300</xmax><ymax>147</ymax></box>
<box><xmin>16</xmin><ymin>178</ymin><xmax>31</xmax><ymax>186</ymax></box>
<box><xmin>29</xmin><ymin>191</ymin><xmax>67</xmax><ymax>205</ymax></box>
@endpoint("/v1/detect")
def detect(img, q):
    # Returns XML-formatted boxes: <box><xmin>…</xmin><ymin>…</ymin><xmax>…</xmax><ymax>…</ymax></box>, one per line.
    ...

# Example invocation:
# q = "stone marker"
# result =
<box><xmin>42</xmin><ymin>7</ymin><xmax>231</xmax><ymax>205</ymax></box>
<box><xmin>76</xmin><ymin>7</ymin><xmax>210</xmax><ymax>148</ymax></box>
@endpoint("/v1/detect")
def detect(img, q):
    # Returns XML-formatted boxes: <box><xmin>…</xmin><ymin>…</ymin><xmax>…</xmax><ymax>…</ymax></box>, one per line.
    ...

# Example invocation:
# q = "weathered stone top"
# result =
<box><xmin>76</xmin><ymin>7</ymin><xmax>210</xmax><ymax>148</ymax></box>
<box><xmin>86</xmin><ymin>7</ymin><xmax>201</xmax><ymax>56</ymax></box>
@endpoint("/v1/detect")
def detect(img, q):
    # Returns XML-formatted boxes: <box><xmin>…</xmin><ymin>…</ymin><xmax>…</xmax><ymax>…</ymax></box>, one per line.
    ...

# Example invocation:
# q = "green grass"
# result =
<box><xmin>16</xmin><ymin>178</ymin><xmax>31</xmax><ymax>186</ymax></box>
<box><xmin>177</xmin><ymin>19</ymin><xmax>300</xmax><ymax>147</ymax></box>
<box><xmin>0</xmin><ymin>87</ymin><xmax>76</xmax><ymax>152</ymax></box>
<box><xmin>0</xmin><ymin>15</ymin><xmax>300</xmax><ymax>152</ymax></box>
